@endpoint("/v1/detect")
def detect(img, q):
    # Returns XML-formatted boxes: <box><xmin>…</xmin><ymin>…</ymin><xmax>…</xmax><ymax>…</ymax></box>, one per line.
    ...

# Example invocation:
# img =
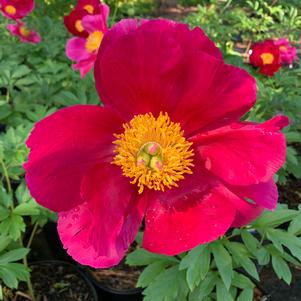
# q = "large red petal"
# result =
<box><xmin>58</xmin><ymin>164</ymin><xmax>147</xmax><ymax>268</ymax></box>
<box><xmin>171</xmin><ymin>52</ymin><xmax>256</xmax><ymax>134</ymax></box>
<box><xmin>95</xmin><ymin>19</ymin><xmax>224</xmax><ymax>125</ymax></box>
<box><xmin>25</xmin><ymin>105</ymin><xmax>123</xmax><ymax>212</ymax></box>
<box><xmin>142</xmin><ymin>184</ymin><xmax>236</xmax><ymax>255</ymax></box>
<box><xmin>192</xmin><ymin>117</ymin><xmax>287</xmax><ymax>185</ymax></box>
<box><xmin>227</xmin><ymin>179</ymin><xmax>278</xmax><ymax>210</ymax></box>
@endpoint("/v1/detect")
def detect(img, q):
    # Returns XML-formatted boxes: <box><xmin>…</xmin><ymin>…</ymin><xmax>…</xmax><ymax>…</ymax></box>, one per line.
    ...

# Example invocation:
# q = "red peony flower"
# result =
<box><xmin>64</xmin><ymin>8</ymin><xmax>90</xmax><ymax>38</ymax></box>
<box><xmin>77</xmin><ymin>0</ymin><xmax>107</xmax><ymax>15</ymax></box>
<box><xmin>7</xmin><ymin>21</ymin><xmax>41</xmax><ymax>44</ymax></box>
<box><xmin>64</xmin><ymin>0</ymin><xmax>109</xmax><ymax>38</ymax></box>
<box><xmin>249</xmin><ymin>40</ymin><xmax>281</xmax><ymax>76</ymax></box>
<box><xmin>25</xmin><ymin>19</ymin><xmax>288</xmax><ymax>268</ymax></box>
<box><xmin>274</xmin><ymin>38</ymin><xmax>297</xmax><ymax>65</ymax></box>
<box><xmin>66</xmin><ymin>13</ymin><xmax>109</xmax><ymax>77</ymax></box>
<box><xmin>0</xmin><ymin>0</ymin><xmax>34</xmax><ymax>20</ymax></box>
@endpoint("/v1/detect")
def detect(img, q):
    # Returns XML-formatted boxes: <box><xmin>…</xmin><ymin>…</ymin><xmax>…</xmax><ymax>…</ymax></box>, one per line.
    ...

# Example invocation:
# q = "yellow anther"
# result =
<box><xmin>113</xmin><ymin>112</ymin><xmax>194</xmax><ymax>193</ymax></box>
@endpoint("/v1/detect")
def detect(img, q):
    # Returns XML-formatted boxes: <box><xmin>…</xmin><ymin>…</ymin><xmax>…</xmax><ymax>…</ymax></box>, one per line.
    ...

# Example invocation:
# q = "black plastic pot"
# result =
<box><xmin>85</xmin><ymin>270</ymin><xmax>143</xmax><ymax>301</ymax></box>
<box><xmin>43</xmin><ymin>222</ymin><xmax>143</xmax><ymax>300</ymax></box>
<box><xmin>43</xmin><ymin>221</ymin><xmax>75</xmax><ymax>262</ymax></box>
<box><xmin>30</xmin><ymin>260</ymin><xmax>99</xmax><ymax>301</ymax></box>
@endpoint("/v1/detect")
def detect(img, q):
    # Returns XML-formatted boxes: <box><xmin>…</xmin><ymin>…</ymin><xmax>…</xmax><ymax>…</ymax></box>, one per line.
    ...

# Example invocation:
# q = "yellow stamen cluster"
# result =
<box><xmin>279</xmin><ymin>46</ymin><xmax>288</xmax><ymax>53</ymax></box>
<box><xmin>84</xmin><ymin>4</ymin><xmax>94</xmax><ymax>14</ymax></box>
<box><xmin>85</xmin><ymin>31</ymin><xmax>103</xmax><ymax>53</ymax></box>
<box><xmin>260</xmin><ymin>52</ymin><xmax>274</xmax><ymax>65</ymax></box>
<box><xmin>75</xmin><ymin>20</ymin><xmax>84</xmax><ymax>32</ymax></box>
<box><xmin>5</xmin><ymin>5</ymin><xmax>16</xmax><ymax>15</ymax></box>
<box><xmin>113</xmin><ymin>112</ymin><xmax>194</xmax><ymax>193</ymax></box>
<box><xmin>19</xmin><ymin>26</ymin><xmax>31</xmax><ymax>37</ymax></box>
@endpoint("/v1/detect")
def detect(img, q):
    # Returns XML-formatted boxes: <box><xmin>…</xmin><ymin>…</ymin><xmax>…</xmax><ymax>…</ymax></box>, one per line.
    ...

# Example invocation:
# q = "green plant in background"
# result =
<box><xmin>185</xmin><ymin>0</ymin><xmax>301</xmax><ymax>50</ymax></box>
<box><xmin>127</xmin><ymin>205</ymin><xmax>301</xmax><ymax>301</ymax></box>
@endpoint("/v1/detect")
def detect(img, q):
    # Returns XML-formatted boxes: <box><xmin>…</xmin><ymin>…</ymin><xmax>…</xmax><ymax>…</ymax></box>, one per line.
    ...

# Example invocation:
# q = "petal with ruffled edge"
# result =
<box><xmin>72</xmin><ymin>54</ymin><xmax>97</xmax><ymax>78</ymax></box>
<box><xmin>142</xmin><ymin>184</ymin><xmax>236</xmax><ymax>255</ymax></box>
<box><xmin>95</xmin><ymin>19</ymin><xmax>222</xmax><ymax>118</ymax></box>
<box><xmin>66</xmin><ymin>37</ymin><xmax>90</xmax><ymax>62</ymax></box>
<box><xmin>95</xmin><ymin>19</ymin><xmax>256</xmax><ymax>135</ymax></box>
<box><xmin>58</xmin><ymin>164</ymin><xmax>147</xmax><ymax>268</ymax></box>
<box><xmin>82</xmin><ymin>14</ymin><xmax>107</xmax><ymax>34</ymax></box>
<box><xmin>171</xmin><ymin>52</ymin><xmax>256</xmax><ymax>134</ymax></box>
<box><xmin>227</xmin><ymin>179</ymin><xmax>278</xmax><ymax>210</ymax></box>
<box><xmin>192</xmin><ymin>116</ymin><xmax>288</xmax><ymax>185</ymax></box>
<box><xmin>25</xmin><ymin>105</ymin><xmax>123</xmax><ymax>212</ymax></box>
<box><xmin>229</xmin><ymin>195</ymin><xmax>264</xmax><ymax>228</ymax></box>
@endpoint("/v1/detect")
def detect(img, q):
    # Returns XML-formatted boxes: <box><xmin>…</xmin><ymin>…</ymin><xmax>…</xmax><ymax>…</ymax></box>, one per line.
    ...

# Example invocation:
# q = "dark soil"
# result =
<box><xmin>89</xmin><ymin>260</ymin><xmax>143</xmax><ymax>290</ymax></box>
<box><xmin>260</xmin><ymin>266</ymin><xmax>301</xmax><ymax>301</ymax></box>
<box><xmin>16</xmin><ymin>262</ymin><xmax>96</xmax><ymax>301</ymax></box>
<box><xmin>279</xmin><ymin>143</ymin><xmax>301</xmax><ymax>209</ymax></box>
<box><xmin>279</xmin><ymin>176</ymin><xmax>301</xmax><ymax>209</ymax></box>
<box><xmin>154</xmin><ymin>5</ymin><xmax>198</xmax><ymax>21</ymax></box>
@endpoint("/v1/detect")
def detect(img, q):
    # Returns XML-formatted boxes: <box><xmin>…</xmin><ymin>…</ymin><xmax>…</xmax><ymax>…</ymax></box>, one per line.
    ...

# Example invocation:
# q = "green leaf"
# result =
<box><xmin>0</xmin><ymin>248</ymin><xmax>29</xmax><ymax>264</ymax></box>
<box><xmin>210</xmin><ymin>240</ymin><xmax>233</xmax><ymax>289</ymax></box>
<box><xmin>0</xmin><ymin>236</ymin><xmax>11</xmax><ymax>253</ymax></box>
<box><xmin>137</xmin><ymin>262</ymin><xmax>167</xmax><ymax>288</ymax></box>
<box><xmin>0</xmin><ymin>266</ymin><xmax>18</xmax><ymax>288</ymax></box>
<box><xmin>225</xmin><ymin>242</ymin><xmax>259</xmax><ymax>281</ymax></box>
<box><xmin>285</xmin><ymin>131</ymin><xmax>301</xmax><ymax>143</ymax></box>
<box><xmin>288</xmin><ymin>214</ymin><xmax>301</xmax><ymax>236</ymax></box>
<box><xmin>15</xmin><ymin>182</ymin><xmax>32</xmax><ymax>204</ymax></box>
<box><xmin>189</xmin><ymin>272</ymin><xmax>218</xmax><ymax>301</ymax></box>
<box><xmin>143</xmin><ymin>266</ymin><xmax>189</xmax><ymax>301</ymax></box>
<box><xmin>216</xmin><ymin>278</ymin><xmax>234</xmax><ymax>301</ymax></box>
<box><xmin>237</xmin><ymin>288</ymin><xmax>254</xmax><ymax>301</ymax></box>
<box><xmin>3</xmin><ymin>263</ymin><xmax>29</xmax><ymax>282</ymax></box>
<box><xmin>256</xmin><ymin>247</ymin><xmax>270</xmax><ymax>265</ymax></box>
<box><xmin>126</xmin><ymin>248</ymin><xmax>178</xmax><ymax>266</ymax></box>
<box><xmin>241</xmin><ymin>230</ymin><xmax>259</xmax><ymax>256</ymax></box>
<box><xmin>0</xmin><ymin>206</ymin><xmax>9</xmax><ymax>221</ymax></box>
<box><xmin>0</xmin><ymin>214</ymin><xmax>25</xmax><ymax>241</ymax></box>
<box><xmin>13</xmin><ymin>203</ymin><xmax>40</xmax><ymax>216</ymax></box>
<box><xmin>253</xmin><ymin>209</ymin><xmax>299</xmax><ymax>229</ymax></box>
<box><xmin>266</xmin><ymin>229</ymin><xmax>284</xmax><ymax>253</ymax></box>
<box><xmin>271</xmin><ymin>255</ymin><xmax>292</xmax><ymax>285</ymax></box>
<box><xmin>266</xmin><ymin>228</ymin><xmax>301</xmax><ymax>261</ymax></box>
<box><xmin>232</xmin><ymin>271</ymin><xmax>255</xmax><ymax>289</ymax></box>
<box><xmin>179</xmin><ymin>245</ymin><xmax>211</xmax><ymax>290</ymax></box>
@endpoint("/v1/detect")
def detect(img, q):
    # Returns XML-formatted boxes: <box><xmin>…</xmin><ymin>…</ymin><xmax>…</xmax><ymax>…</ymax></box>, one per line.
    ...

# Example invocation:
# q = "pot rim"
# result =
<box><xmin>84</xmin><ymin>267</ymin><xmax>143</xmax><ymax>296</ymax></box>
<box><xmin>29</xmin><ymin>260</ymin><xmax>99</xmax><ymax>301</ymax></box>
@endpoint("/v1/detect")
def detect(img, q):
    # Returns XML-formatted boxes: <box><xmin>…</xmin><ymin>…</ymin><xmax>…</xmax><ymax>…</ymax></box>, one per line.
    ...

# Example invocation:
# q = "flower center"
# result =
<box><xmin>113</xmin><ymin>112</ymin><xmax>194</xmax><ymax>193</ymax></box>
<box><xmin>279</xmin><ymin>46</ymin><xmax>288</xmax><ymax>53</ymax></box>
<box><xmin>5</xmin><ymin>5</ymin><xmax>16</xmax><ymax>15</ymax></box>
<box><xmin>85</xmin><ymin>31</ymin><xmax>103</xmax><ymax>53</ymax></box>
<box><xmin>260</xmin><ymin>52</ymin><xmax>274</xmax><ymax>65</ymax></box>
<box><xmin>19</xmin><ymin>26</ymin><xmax>31</xmax><ymax>37</ymax></box>
<box><xmin>83</xmin><ymin>4</ymin><xmax>94</xmax><ymax>14</ymax></box>
<box><xmin>75</xmin><ymin>20</ymin><xmax>84</xmax><ymax>32</ymax></box>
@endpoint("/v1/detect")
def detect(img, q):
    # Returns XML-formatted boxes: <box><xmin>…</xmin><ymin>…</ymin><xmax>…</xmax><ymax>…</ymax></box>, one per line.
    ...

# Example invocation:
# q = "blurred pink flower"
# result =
<box><xmin>0</xmin><ymin>0</ymin><xmax>34</xmax><ymax>20</ymax></box>
<box><xmin>275</xmin><ymin>38</ymin><xmax>297</xmax><ymax>65</ymax></box>
<box><xmin>7</xmin><ymin>21</ymin><xmax>41</xmax><ymax>44</ymax></box>
<box><xmin>66</xmin><ymin>8</ymin><xmax>109</xmax><ymax>77</ymax></box>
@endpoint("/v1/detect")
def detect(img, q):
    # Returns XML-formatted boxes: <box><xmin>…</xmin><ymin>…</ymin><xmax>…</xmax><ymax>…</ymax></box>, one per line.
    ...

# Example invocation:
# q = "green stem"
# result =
<box><xmin>111</xmin><ymin>4</ymin><xmax>119</xmax><ymax>24</ymax></box>
<box><xmin>0</xmin><ymin>160</ymin><xmax>12</xmax><ymax>194</ymax></box>
<box><xmin>22</xmin><ymin>256</ymin><xmax>35</xmax><ymax>301</ymax></box>
<box><xmin>23</xmin><ymin>222</ymin><xmax>39</xmax><ymax>301</ymax></box>
<box><xmin>258</xmin><ymin>232</ymin><xmax>266</xmax><ymax>248</ymax></box>
<box><xmin>26</xmin><ymin>223</ymin><xmax>39</xmax><ymax>249</ymax></box>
